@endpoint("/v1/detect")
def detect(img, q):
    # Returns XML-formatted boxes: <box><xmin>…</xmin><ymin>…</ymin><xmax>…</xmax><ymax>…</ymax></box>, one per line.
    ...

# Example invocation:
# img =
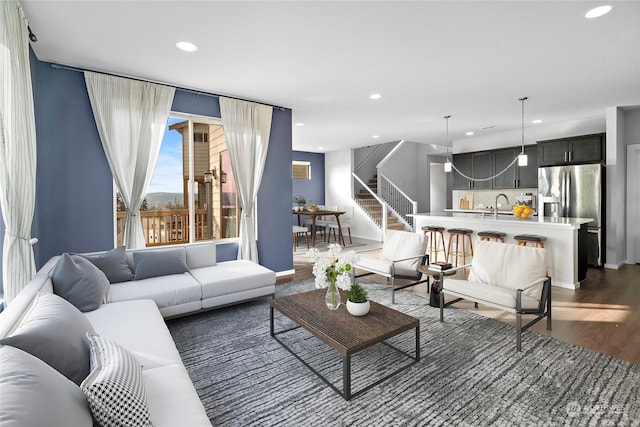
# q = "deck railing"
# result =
<box><xmin>116</xmin><ymin>209</ymin><xmax>216</xmax><ymax>247</ymax></box>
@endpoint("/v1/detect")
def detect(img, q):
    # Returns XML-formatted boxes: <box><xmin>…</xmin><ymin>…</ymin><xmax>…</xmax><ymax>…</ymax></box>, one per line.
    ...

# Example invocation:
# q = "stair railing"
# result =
<box><xmin>378</xmin><ymin>173</ymin><xmax>417</xmax><ymax>229</ymax></box>
<box><xmin>352</xmin><ymin>172</ymin><xmax>387</xmax><ymax>231</ymax></box>
<box><xmin>354</xmin><ymin>144</ymin><xmax>387</xmax><ymax>173</ymax></box>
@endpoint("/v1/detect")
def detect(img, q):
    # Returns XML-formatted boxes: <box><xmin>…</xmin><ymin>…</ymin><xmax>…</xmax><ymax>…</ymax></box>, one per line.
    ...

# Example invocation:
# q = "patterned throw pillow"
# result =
<box><xmin>81</xmin><ymin>333</ymin><xmax>153</xmax><ymax>427</ymax></box>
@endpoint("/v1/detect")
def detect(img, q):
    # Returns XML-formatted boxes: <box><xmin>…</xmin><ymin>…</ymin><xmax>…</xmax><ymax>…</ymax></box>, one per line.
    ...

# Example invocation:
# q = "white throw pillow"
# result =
<box><xmin>81</xmin><ymin>333</ymin><xmax>154</xmax><ymax>427</ymax></box>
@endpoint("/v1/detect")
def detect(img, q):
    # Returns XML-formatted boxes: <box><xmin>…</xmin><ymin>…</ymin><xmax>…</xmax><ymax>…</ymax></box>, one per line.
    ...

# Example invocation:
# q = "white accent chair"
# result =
<box><xmin>439</xmin><ymin>240</ymin><xmax>551</xmax><ymax>351</ymax></box>
<box><xmin>353</xmin><ymin>230</ymin><xmax>429</xmax><ymax>303</ymax></box>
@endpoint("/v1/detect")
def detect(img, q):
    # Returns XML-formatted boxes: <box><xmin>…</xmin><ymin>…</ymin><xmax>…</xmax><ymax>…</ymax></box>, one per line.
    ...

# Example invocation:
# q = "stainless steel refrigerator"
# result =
<box><xmin>538</xmin><ymin>164</ymin><xmax>604</xmax><ymax>267</ymax></box>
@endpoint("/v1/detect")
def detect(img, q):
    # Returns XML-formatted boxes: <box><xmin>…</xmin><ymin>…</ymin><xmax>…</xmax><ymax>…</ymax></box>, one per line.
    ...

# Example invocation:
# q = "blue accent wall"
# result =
<box><xmin>30</xmin><ymin>61</ymin><xmax>293</xmax><ymax>273</ymax></box>
<box><xmin>32</xmin><ymin>61</ymin><xmax>114</xmax><ymax>268</ymax></box>
<box><xmin>292</xmin><ymin>151</ymin><xmax>325</xmax><ymax>225</ymax></box>
<box><xmin>258</xmin><ymin>108</ymin><xmax>292</xmax><ymax>270</ymax></box>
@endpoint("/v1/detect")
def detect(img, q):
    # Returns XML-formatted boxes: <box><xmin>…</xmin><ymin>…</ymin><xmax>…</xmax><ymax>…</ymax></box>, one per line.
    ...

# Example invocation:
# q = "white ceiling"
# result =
<box><xmin>21</xmin><ymin>0</ymin><xmax>640</xmax><ymax>153</ymax></box>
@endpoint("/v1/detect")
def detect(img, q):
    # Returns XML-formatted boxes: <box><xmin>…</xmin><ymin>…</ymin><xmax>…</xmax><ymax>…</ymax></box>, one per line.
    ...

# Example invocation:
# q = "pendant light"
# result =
<box><xmin>518</xmin><ymin>97</ymin><xmax>528</xmax><ymax>167</ymax></box>
<box><xmin>444</xmin><ymin>115</ymin><xmax>452</xmax><ymax>172</ymax></box>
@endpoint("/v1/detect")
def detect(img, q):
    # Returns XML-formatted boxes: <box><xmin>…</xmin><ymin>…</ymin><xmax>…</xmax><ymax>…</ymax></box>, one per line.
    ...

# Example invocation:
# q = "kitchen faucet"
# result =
<box><xmin>495</xmin><ymin>193</ymin><xmax>509</xmax><ymax>219</ymax></box>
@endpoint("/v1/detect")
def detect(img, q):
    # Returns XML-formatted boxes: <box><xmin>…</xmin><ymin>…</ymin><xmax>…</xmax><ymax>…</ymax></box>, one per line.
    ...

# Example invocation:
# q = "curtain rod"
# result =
<box><xmin>50</xmin><ymin>63</ymin><xmax>287</xmax><ymax>111</ymax></box>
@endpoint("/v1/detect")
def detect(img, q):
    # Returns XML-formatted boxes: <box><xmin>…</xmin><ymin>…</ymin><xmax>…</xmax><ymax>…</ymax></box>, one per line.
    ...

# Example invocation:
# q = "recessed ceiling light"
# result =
<box><xmin>585</xmin><ymin>5</ymin><xmax>612</xmax><ymax>19</ymax></box>
<box><xmin>295</xmin><ymin>122</ymin><xmax>304</xmax><ymax>127</ymax></box>
<box><xmin>318</xmin><ymin>147</ymin><xmax>324</xmax><ymax>151</ymax></box>
<box><xmin>369</xmin><ymin>94</ymin><xmax>382</xmax><ymax>100</ymax></box>
<box><xmin>372</xmin><ymin>135</ymin><xmax>379</xmax><ymax>139</ymax></box>
<box><xmin>176</xmin><ymin>41</ymin><xmax>198</xmax><ymax>52</ymax></box>
<box><xmin>465</xmin><ymin>131</ymin><xmax>474</xmax><ymax>136</ymax></box>
<box><xmin>481</xmin><ymin>124</ymin><xmax>496</xmax><ymax>130</ymax></box>
<box><xmin>532</xmin><ymin>119</ymin><xmax>543</xmax><ymax>124</ymax></box>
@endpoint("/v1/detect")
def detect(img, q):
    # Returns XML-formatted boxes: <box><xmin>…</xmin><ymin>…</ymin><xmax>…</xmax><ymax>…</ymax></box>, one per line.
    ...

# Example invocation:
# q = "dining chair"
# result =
<box><xmin>306</xmin><ymin>205</ymin><xmax>336</xmax><ymax>241</ymax></box>
<box><xmin>328</xmin><ymin>206</ymin><xmax>353</xmax><ymax>244</ymax></box>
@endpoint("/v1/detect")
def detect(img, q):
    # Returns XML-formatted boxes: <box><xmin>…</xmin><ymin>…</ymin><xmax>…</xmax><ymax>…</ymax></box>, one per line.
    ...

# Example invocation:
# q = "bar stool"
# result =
<box><xmin>422</xmin><ymin>225</ymin><xmax>448</xmax><ymax>263</ymax></box>
<box><xmin>478</xmin><ymin>231</ymin><xmax>507</xmax><ymax>243</ymax></box>
<box><xmin>514</xmin><ymin>234</ymin><xmax>546</xmax><ymax>248</ymax></box>
<box><xmin>447</xmin><ymin>228</ymin><xmax>474</xmax><ymax>267</ymax></box>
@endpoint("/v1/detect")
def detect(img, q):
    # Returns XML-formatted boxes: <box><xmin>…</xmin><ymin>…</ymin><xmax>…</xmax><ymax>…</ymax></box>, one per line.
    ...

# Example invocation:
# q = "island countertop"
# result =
<box><xmin>410</xmin><ymin>212</ymin><xmax>593</xmax><ymax>229</ymax></box>
<box><xmin>410</xmin><ymin>212</ymin><xmax>592</xmax><ymax>290</ymax></box>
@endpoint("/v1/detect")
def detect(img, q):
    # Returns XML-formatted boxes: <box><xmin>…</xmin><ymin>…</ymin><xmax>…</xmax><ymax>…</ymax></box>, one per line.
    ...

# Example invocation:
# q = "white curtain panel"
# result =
<box><xmin>84</xmin><ymin>72</ymin><xmax>175</xmax><ymax>249</ymax></box>
<box><xmin>0</xmin><ymin>0</ymin><xmax>38</xmax><ymax>305</ymax></box>
<box><xmin>219</xmin><ymin>97</ymin><xmax>273</xmax><ymax>262</ymax></box>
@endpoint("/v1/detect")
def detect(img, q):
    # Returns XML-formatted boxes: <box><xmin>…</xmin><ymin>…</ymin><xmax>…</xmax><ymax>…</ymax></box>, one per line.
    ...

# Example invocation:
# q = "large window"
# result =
<box><xmin>116</xmin><ymin>114</ymin><xmax>239</xmax><ymax>247</ymax></box>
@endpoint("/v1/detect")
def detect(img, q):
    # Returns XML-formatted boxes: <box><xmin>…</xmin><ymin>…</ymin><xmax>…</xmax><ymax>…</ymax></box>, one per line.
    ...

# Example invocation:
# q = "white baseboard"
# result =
<box><xmin>276</xmin><ymin>269</ymin><xmax>295</xmax><ymax>277</ymax></box>
<box><xmin>604</xmin><ymin>261</ymin><xmax>626</xmax><ymax>270</ymax></box>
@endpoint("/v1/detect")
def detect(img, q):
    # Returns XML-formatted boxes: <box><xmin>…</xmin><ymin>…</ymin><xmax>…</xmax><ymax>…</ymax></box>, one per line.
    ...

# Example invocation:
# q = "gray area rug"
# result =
<box><xmin>167</xmin><ymin>280</ymin><xmax>639</xmax><ymax>426</ymax></box>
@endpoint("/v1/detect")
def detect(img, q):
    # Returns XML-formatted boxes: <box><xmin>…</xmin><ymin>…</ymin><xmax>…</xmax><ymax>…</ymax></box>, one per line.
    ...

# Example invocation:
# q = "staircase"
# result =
<box><xmin>354</xmin><ymin>175</ymin><xmax>405</xmax><ymax>230</ymax></box>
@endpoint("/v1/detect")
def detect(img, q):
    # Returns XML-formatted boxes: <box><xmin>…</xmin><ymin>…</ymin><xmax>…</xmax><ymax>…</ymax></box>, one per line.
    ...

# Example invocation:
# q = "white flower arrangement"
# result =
<box><xmin>306</xmin><ymin>244</ymin><xmax>359</xmax><ymax>290</ymax></box>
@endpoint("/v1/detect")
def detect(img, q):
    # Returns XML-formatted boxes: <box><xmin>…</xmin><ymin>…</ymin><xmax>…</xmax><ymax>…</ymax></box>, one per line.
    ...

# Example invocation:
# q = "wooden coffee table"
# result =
<box><xmin>270</xmin><ymin>289</ymin><xmax>420</xmax><ymax>400</ymax></box>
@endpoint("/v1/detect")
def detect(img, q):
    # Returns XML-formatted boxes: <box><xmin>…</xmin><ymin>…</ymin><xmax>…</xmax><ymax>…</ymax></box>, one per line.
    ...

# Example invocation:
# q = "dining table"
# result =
<box><xmin>293</xmin><ymin>209</ymin><xmax>346</xmax><ymax>247</ymax></box>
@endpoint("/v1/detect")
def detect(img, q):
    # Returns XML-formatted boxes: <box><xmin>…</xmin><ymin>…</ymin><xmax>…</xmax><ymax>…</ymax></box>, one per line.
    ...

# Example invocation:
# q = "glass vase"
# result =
<box><xmin>325</xmin><ymin>280</ymin><xmax>341</xmax><ymax>310</ymax></box>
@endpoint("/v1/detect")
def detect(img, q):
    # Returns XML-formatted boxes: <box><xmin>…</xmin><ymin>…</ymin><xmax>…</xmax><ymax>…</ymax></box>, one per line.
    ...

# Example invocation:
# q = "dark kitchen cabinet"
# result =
<box><xmin>538</xmin><ymin>134</ymin><xmax>604</xmax><ymax>166</ymax></box>
<box><xmin>452</xmin><ymin>153</ymin><xmax>472</xmax><ymax>189</ymax></box>
<box><xmin>518</xmin><ymin>145</ymin><xmax>539</xmax><ymax>187</ymax></box>
<box><xmin>493</xmin><ymin>145</ymin><xmax>538</xmax><ymax>189</ymax></box>
<box><xmin>452</xmin><ymin>152</ymin><xmax>493</xmax><ymax>189</ymax></box>
<box><xmin>472</xmin><ymin>151</ymin><xmax>493</xmax><ymax>189</ymax></box>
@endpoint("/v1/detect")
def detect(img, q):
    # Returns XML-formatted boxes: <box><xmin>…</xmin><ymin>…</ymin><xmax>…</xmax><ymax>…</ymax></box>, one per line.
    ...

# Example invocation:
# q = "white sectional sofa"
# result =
<box><xmin>0</xmin><ymin>241</ymin><xmax>276</xmax><ymax>426</ymax></box>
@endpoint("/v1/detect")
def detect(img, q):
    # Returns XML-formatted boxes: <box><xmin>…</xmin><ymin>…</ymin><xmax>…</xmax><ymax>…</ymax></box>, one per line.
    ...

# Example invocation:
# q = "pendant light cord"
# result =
<box><xmin>447</xmin><ymin>97</ymin><xmax>528</xmax><ymax>182</ymax></box>
<box><xmin>520</xmin><ymin>96</ymin><xmax>528</xmax><ymax>155</ymax></box>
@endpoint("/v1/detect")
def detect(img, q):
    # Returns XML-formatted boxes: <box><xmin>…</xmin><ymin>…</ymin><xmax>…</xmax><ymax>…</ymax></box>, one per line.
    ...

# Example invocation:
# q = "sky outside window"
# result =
<box><xmin>149</xmin><ymin>117</ymin><xmax>184</xmax><ymax>193</ymax></box>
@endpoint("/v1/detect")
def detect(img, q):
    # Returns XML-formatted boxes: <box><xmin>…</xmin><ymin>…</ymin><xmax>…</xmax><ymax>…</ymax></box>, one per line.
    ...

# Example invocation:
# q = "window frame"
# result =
<box><xmin>292</xmin><ymin>160</ymin><xmax>311</xmax><ymax>180</ymax></box>
<box><xmin>113</xmin><ymin>112</ymin><xmax>241</xmax><ymax>247</ymax></box>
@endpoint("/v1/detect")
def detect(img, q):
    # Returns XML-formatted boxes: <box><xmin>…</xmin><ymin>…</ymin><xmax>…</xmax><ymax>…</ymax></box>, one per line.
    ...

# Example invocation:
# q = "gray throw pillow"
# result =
<box><xmin>51</xmin><ymin>253</ymin><xmax>110</xmax><ymax>312</ymax></box>
<box><xmin>0</xmin><ymin>345</ymin><xmax>93</xmax><ymax>427</ymax></box>
<box><xmin>81</xmin><ymin>246</ymin><xmax>134</xmax><ymax>283</ymax></box>
<box><xmin>133</xmin><ymin>247</ymin><xmax>188</xmax><ymax>280</ymax></box>
<box><xmin>82</xmin><ymin>333</ymin><xmax>153</xmax><ymax>427</ymax></box>
<box><xmin>0</xmin><ymin>292</ymin><xmax>95</xmax><ymax>385</ymax></box>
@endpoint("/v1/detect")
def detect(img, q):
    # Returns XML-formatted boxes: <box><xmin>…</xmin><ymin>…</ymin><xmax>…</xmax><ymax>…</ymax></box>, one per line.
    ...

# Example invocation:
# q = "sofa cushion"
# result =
<box><xmin>191</xmin><ymin>260</ymin><xmax>276</xmax><ymax>299</ymax></box>
<box><xmin>133</xmin><ymin>247</ymin><xmax>188</xmax><ymax>280</ymax></box>
<box><xmin>84</xmin><ymin>299</ymin><xmax>183</xmax><ymax>369</ymax></box>
<box><xmin>143</xmin><ymin>364</ymin><xmax>213</xmax><ymax>427</ymax></box>
<box><xmin>444</xmin><ymin>279</ymin><xmax>541</xmax><ymax>310</ymax></box>
<box><xmin>82</xmin><ymin>333</ymin><xmax>153</xmax><ymax>427</ymax></box>
<box><xmin>0</xmin><ymin>345</ymin><xmax>93</xmax><ymax>427</ymax></box>
<box><xmin>468</xmin><ymin>240</ymin><xmax>546</xmax><ymax>298</ymax></box>
<box><xmin>354</xmin><ymin>255</ymin><xmax>395</xmax><ymax>276</ymax></box>
<box><xmin>51</xmin><ymin>253</ymin><xmax>110</xmax><ymax>312</ymax></box>
<box><xmin>107</xmin><ymin>272</ymin><xmax>202</xmax><ymax>308</ymax></box>
<box><xmin>81</xmin><ymin>246</ymin><xmax>134</xmax><ymax>283</ymax></box>
<box><xmin>186</xmin><ymin>242</ymin><xmax>216</xmax><ymax>269</ymax></box>
<box><xmin>0</xmin><ymin>292</ymin><xmax>95</xmax><ymax>385</ymax></box>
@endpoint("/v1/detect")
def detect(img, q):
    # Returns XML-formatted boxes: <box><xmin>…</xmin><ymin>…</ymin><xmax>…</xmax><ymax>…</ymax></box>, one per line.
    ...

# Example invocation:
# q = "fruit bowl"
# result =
<box><xmin>513</xmin><ymin>205</ymin><xmax>534</xmax><ymax>220</ymax></box>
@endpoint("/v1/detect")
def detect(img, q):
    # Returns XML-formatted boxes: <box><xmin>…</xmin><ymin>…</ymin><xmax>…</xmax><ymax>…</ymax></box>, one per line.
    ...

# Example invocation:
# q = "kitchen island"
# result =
<box><xmin>410</xmin><ymin>212</ymin><xmax>592</xmax><ymax>290</ymax></box>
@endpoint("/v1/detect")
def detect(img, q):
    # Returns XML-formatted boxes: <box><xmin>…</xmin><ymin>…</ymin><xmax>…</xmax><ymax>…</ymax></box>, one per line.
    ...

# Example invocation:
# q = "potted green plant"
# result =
<box><xmin>292</xmin><ymin>195</ymin><xmax>306</xmax><ymax>211</ymax></box>
<box><xmin>346</xmin><ymin>283</ymin><xmax>370</xmax><ymax>316</ymax></box>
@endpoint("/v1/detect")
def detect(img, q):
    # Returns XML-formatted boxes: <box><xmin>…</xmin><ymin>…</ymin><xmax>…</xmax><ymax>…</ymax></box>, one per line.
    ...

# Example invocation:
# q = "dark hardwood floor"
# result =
<box><xmin>280</xmin><ymin>246</ymin><xmax>640</xmax><ymax>365</ymax></box>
